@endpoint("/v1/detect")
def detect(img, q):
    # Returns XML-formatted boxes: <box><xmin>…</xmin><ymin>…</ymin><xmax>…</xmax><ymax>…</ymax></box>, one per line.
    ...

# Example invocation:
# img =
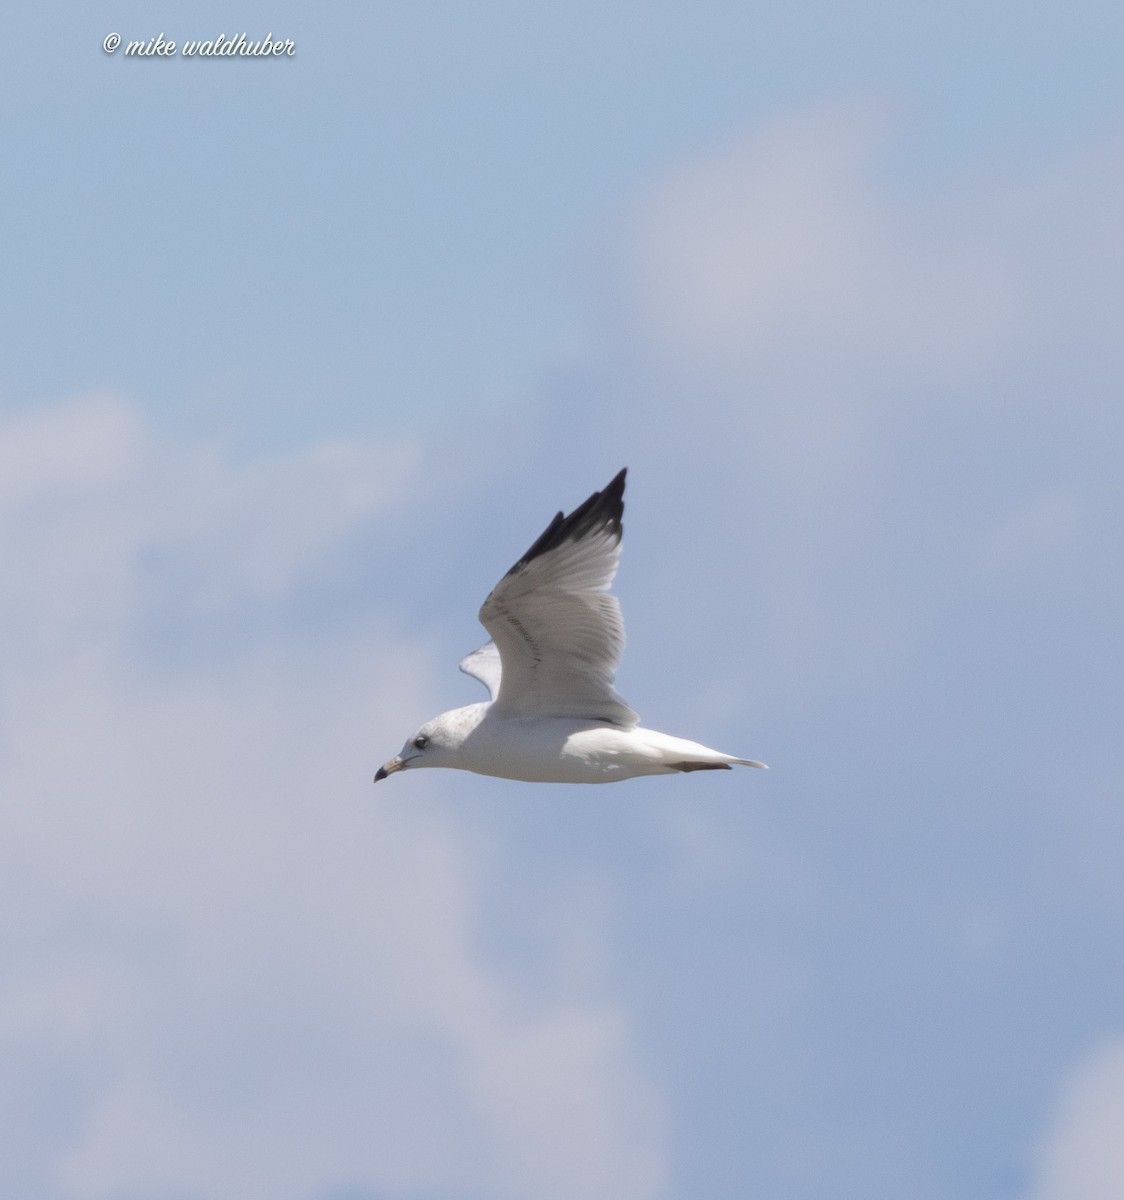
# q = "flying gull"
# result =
<box><xmin>375</xmin><ymin>469</ymin><xmax>767</xmax><ymax>784</ymax></box>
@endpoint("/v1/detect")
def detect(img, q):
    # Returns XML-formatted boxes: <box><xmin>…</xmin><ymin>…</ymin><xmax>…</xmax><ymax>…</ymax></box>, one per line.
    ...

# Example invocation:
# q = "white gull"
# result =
<box><xmin>375</xmin><ymin>469</ymin><xmax>767</xmax><ymax>785</ymax></box>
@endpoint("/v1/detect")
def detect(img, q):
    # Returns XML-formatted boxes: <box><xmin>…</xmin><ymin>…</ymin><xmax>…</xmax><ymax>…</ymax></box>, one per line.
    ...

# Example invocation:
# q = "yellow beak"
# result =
<box><xmin>373</xmin><ymin>755</ymin><xmax>405</xmax><ymax>783</ymax></box>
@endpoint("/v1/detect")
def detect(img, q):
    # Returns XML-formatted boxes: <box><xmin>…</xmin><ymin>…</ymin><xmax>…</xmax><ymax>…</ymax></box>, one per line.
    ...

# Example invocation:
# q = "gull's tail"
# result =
<box><xmin>639</xmin><ymin>729</ymin><xmax>768</xmax><ymax>774</ymax></box>
<box><xmin>667</xmin><ymin>756</ymin><xmax>768</xmax><ymax>772</ymax></box>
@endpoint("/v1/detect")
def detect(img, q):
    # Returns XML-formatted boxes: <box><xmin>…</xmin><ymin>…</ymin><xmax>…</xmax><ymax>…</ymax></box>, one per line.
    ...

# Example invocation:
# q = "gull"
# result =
<box><xmin>375</xmin><ymin>469</ymin><xmax>767</xmax><ymax>784</ymax></box>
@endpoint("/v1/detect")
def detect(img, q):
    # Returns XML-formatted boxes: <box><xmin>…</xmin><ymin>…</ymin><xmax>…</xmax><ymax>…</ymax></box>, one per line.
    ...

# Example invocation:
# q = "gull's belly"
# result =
<box><xmin>461</xmin><ymin>717</ymin><xmax>665</xmax><ymax>784</ymax></box>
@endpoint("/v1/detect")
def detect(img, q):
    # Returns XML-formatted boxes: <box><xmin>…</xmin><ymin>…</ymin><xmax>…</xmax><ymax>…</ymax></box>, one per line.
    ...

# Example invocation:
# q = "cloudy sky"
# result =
<box><xmin>3</xmin><ymin>3</ymin><xmax>1123</xmax><ymax>1198</ymax></box>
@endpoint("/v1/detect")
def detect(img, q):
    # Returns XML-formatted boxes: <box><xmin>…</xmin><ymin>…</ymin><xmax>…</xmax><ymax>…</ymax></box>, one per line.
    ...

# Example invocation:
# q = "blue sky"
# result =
<box><xmin>3</xmin><ymin>4</ymin><xmax>1124</xmax><ymax>1199</ymax></box>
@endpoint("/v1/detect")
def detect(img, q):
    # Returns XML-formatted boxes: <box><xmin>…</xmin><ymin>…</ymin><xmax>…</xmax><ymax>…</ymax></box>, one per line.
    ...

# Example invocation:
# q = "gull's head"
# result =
<box><xmin>374</xmin><ymin>712</ymin><xmax>464</xmax><ymax>783</ymax></box>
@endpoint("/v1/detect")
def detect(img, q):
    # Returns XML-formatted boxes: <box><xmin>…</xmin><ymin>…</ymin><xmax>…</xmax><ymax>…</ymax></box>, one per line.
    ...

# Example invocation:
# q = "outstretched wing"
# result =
<box><xmin>459</xmin><ymin>640</ymin><xmax>502</xmax><ymax>699</ymax></box>
<box><xmin>477</xmin><ymin>468</ymin><xmax>638</xmax><ymax>726</ymax></box>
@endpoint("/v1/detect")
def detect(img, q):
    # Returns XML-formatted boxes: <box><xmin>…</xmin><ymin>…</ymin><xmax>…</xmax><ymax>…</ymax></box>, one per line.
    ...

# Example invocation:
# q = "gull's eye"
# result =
<box><xmin>413</xmin><ymin>734</ymin><xmax>429</xmax><ymax>750</ymax></box>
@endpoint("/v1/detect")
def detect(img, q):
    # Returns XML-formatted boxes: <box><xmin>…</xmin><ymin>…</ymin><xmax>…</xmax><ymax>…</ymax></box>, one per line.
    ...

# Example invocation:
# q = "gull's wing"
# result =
<box><xmin>459</xmin><ymin>640</ymin><xmax>502</xmax><ymax>699</ymax></box>
<box><xmin>478</xmin><ymin>468</ymin><xmax>638</xmax><ymax>726</ymax></box>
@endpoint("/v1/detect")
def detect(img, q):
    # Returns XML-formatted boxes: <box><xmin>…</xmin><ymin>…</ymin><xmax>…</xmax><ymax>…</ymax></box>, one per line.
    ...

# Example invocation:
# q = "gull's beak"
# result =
<box><xmin>374</xmin><ymin>755</ymin><xmax>405</xmax><ymax>783</ymax></box>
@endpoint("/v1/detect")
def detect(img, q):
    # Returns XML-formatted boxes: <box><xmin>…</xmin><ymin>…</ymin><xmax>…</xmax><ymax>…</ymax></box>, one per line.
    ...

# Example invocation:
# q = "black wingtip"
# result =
<box><xmin>507</xmin><ymin>468</ymin><xmax>627</xmax><ymax>575</ymax></box>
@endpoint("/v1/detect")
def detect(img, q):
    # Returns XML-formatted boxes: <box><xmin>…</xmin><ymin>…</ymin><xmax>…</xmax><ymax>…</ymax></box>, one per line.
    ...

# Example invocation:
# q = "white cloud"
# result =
<box><xmin>594</xmin><ymin>102</ymin><xmax>1124</xmax><ymax>712</ymax></box>
<box><xmin>1028</xmin><ymin>1039</ymin><xmax>1124</xmax><ymax>1200</ymax></box>
<box><xmin>980</xmin><ymin>486</ymin><xmax>1084</xmax><ymax>573</ymax></box>
<box><xmin>0</xmin><ymin>397</ymin><xmax>666</xmax><ymax>1200</ymax></box>
<box><xmin>620</xmin><ymin>100</ymin><xmax>1018</xmax><ymax>379</ymax></box>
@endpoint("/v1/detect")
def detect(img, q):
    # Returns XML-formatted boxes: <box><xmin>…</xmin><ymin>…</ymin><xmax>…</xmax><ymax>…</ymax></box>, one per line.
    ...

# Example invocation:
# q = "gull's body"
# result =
<box><xmin>375</xmin><ymin>469</ymin><xmax>766</xmax><ymax>785</ymax></box>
